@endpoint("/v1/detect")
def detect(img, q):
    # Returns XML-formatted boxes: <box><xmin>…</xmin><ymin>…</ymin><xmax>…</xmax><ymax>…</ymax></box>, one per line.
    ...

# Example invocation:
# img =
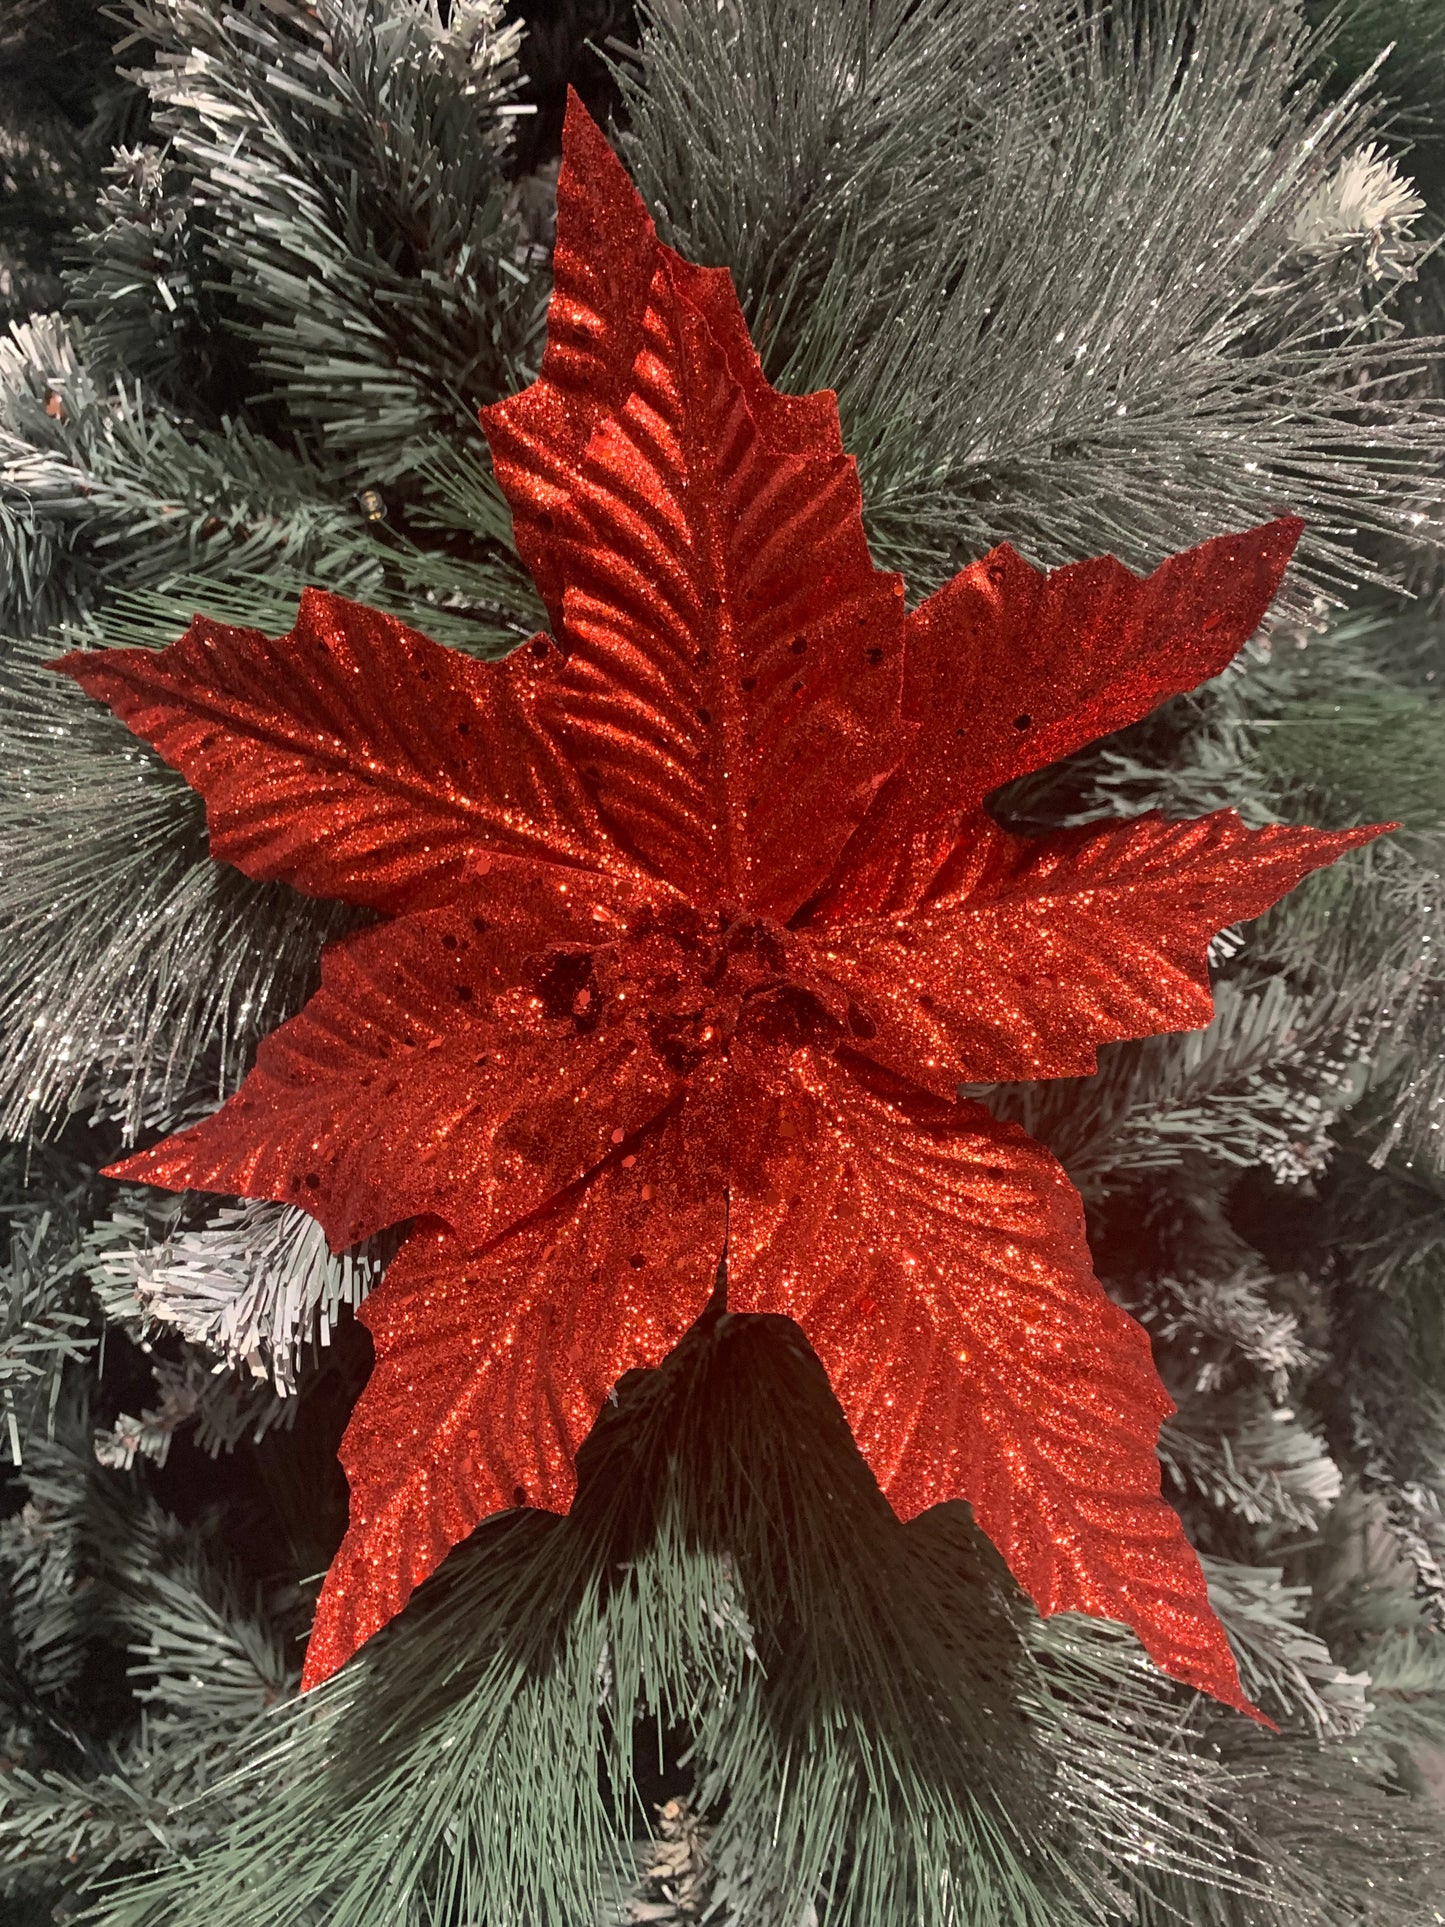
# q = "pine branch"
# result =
<box><xmin>62</xmin><ymin>143</ymin><xmax>244</xmax><ymax>417</ymax></box>
<box><xmin>0</xmin><ymin>1426</ymin><xmax>101</xmax><ymax>1706</ymax></box>
<box><xmin>1312</xmin><ymin>0</ymin><xmax>1445</xmax><ymax>146</ymax></box>
<box><xmin>91</xmin><ymin>1196</ymin><xmax>387</xmax><ymax>1396</ymax></box>
<box><xmin>0</xmin><ymin>0</ymin><xmax>137</xmax><ymax>325</ymax></box>
<box><xmin>1200</xmin><ymin>1557</ymin><xmax>1369</xmax><ymax>1738</ymax></box>
<box><xmin>1355</xmin><ymin>1625</ymin><xmax>1445</xmax><ymax>1747</ymax></box>
<box><xmin>0</xmin><ymin>1437</ymin><xmax>299</xmax><ymax>1909</ymax></box>
<box><xmin>0</xmin><ymin>1149</ymin><xmax>100</xmax><ymax>1466</ymax></box>
<box><xmin>621</xmin><ymin>0</ymin><xmax>1443</xmax><ymax>608</ymax></box>
<box><xmin>1162</xmin><ymin>1390</ymin><xmax>1344</xmax><ymax>1536</ymax></box>
<box><xmin>0</xmin><ymin>315</ymin><xmax>390</xmax><ymax>639</ymax></box>
<box><xmin>80</xmin><ymin>1312</ymin><xmax>1444</xmax><ymax>1927</ymax></box>
<box><xmin>73</xmin><ymin>0</ymin><xmax>546</xmax><ymax>478</ymax></box>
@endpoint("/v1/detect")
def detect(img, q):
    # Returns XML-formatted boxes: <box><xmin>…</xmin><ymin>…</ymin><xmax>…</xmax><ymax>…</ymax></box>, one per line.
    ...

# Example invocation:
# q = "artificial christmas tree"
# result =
<box><xmin>1</xmin><ymin>2</ymin><xmax>1444</xmax><ymax>1923</ymax></box>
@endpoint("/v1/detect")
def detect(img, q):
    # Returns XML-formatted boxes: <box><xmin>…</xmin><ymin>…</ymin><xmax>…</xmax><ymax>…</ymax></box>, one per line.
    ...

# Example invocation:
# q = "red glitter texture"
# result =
<box><xmin>55</xmin><ymin>93</ymin><xmax>1384</xmax><ymax>1708</ymax></box>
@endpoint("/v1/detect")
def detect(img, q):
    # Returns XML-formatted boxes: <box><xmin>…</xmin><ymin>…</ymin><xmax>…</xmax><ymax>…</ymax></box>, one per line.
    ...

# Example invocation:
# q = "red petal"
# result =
<box><xmin>809</xmin><ymin>812</ymin><xmax>1386</xmax><ymax>1089</ymax></box>
<box><xmin>482</xmin><ymin>97</ymin><xmax>907</xmax><ymax>919</ymax></box>
<box><xmin>726</xmin><ymin>1047</ymin><xmax>1261</xmax><ymax>1717</ymax></box>
<box><xmin>480</xmin><ymin>92</ymin><xmax>847</xmax><ymax>635</ymax></box>
<box><xmin>301</xmin><ymin>1091</ymin><xmax>727</xmax><ymax>1687</ymax></box>
<box><xmin>665</xmin><ymin>253</ymin><xmax>846</xmax><ymax>460</ymax></box>
<box><xmin>107</xmin><ymin>900</ymin><xmax>680</xmax><ymax>1248</ymax></box>
<box><xmin>484</xmin><ymin>90</ymin><xmax>661</xmax><ymax>639</ymax></box>
<box><xmin>818</xmin><ymin>519</ymin><xmax>1303</xmax><ymax>919</ymax></box>
<box><xmin>52</xmin><ymin>590</ymin><xmax>620</xmax><ymax>916</ymax></box>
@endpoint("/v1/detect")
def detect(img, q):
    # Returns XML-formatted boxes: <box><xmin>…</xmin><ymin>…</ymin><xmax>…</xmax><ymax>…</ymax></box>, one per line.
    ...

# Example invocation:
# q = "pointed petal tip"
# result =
<box><xmin>1137</xmin><ymin>1632</ymin><xmax>1274</xmax><ymax>1725</ymax></box>
<box><xmin>300</xmin><ymin>1556</ymin><xmax>387</xmax><ymax>1692</ymax></box>
<box><xmin>298</xmin><ymin>1642</ymin><xmax>342</xmax><ymax>1693</ymax></box>
<box><xmin>1265</xmin><ymin>511</ymin><xmax>1306</xmax><ymax>551</ymax></box>
<box><xmin>47</xmin><ymin>645</ymin><xmax>120</xmax><ymax>690</ymax></box>
<box><xmin>1320</xmin><ymin>819</ymin><xmax>1396</xmax><ymax>859</ymax></box>
<box><xmin>558</xmin><ymin>81</ymin><xmax>646</xmax><ymax>219</ymax></box>
<box><xmin>562</xmin><ymin>82</ymin><xmax>592</xmax><ymax>135</ymax></box>
<box><xmin>1200</xmin><ymin>512</ymin><xmax>1302</xmax><ymax>562</ymax></box>
<box><xmin>99</xmin><ymin>1149</ymin><xmax>181</xmax><ymax>1190</ymax></box>
<box><xmin>294</xmin><ymin>582</ymin><xmax>328</xmax><ymax>620</ymax></box>
<box><xmin>1172</xmin><ymin>1658</ymin><xmax>1275</xmax><ymax>1726</ymax></box>
<box><xmin>1209</xmin><ymin>1669</ymin><xmax>1277</xmax><ymax>1728</ymax></box>
<box><xmin>1247</xmin><ymin>511</ymin><xmax>1305</xmax><ymax>579</ymax></box>
<box><xmin>1191</xmin><ymin>1653</ymin><xmax>1276</xmax><ymax>1727</ymax></box>
<box><xmin>1133</xmin><ymin>1604</ymin><xmax>1275</xmax><ymax>1725</ymax></box>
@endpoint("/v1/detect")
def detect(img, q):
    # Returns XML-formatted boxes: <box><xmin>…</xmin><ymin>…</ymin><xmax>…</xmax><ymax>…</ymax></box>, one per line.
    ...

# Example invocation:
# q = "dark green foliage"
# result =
<box><xmin>0</xmin><ymin>0</ymin><xmax>141</xmax><ymax>325</ymax></box>
<box><xmin>0</xmin><ymin>1148</ymin><xmax>104</xmax><ymax>1470</ymax></box>
<box><xmin>76</xmin><ymin>1313</ymin><xmax>1445</xmax><ymax>1926</ymax></box>
<box><xmin>0</xmin><ymin>312</ymin><xmax>380</xmax><ymax>639</ymax></box>
<box><xmin>0</xmin><ymin>1413</ymin><xmax>302</xmax><ymax>1914</ymax></box>
<box><xmin>69</xmin><ymin>0</ymin><xmax>545</xmax><ymax>461</ymax></box>
<box><xmin>1256</xmin><ymin>685</ymin><xmax>1444</xmax><ymax>828</ymax></box>
<box><xmin>1312</xmin><ymin>0</ymin><xmax>1445</xmax><ymax>148</ymax></box>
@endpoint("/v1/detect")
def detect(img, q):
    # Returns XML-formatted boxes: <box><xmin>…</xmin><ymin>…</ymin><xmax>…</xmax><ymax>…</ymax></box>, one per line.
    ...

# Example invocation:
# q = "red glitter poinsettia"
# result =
<box><xmin>57</xmin><ymin>94</ymin><xmax>1381</xmax><ymax>1708</ymax></box>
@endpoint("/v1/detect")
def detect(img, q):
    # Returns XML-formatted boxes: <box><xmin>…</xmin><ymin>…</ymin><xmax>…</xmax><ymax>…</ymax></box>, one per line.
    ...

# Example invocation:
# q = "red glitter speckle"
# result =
<box><xmin>53</xmin><ymin>91</ymin><xmax>1385</xmax><ymax>1710</ymax></box>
